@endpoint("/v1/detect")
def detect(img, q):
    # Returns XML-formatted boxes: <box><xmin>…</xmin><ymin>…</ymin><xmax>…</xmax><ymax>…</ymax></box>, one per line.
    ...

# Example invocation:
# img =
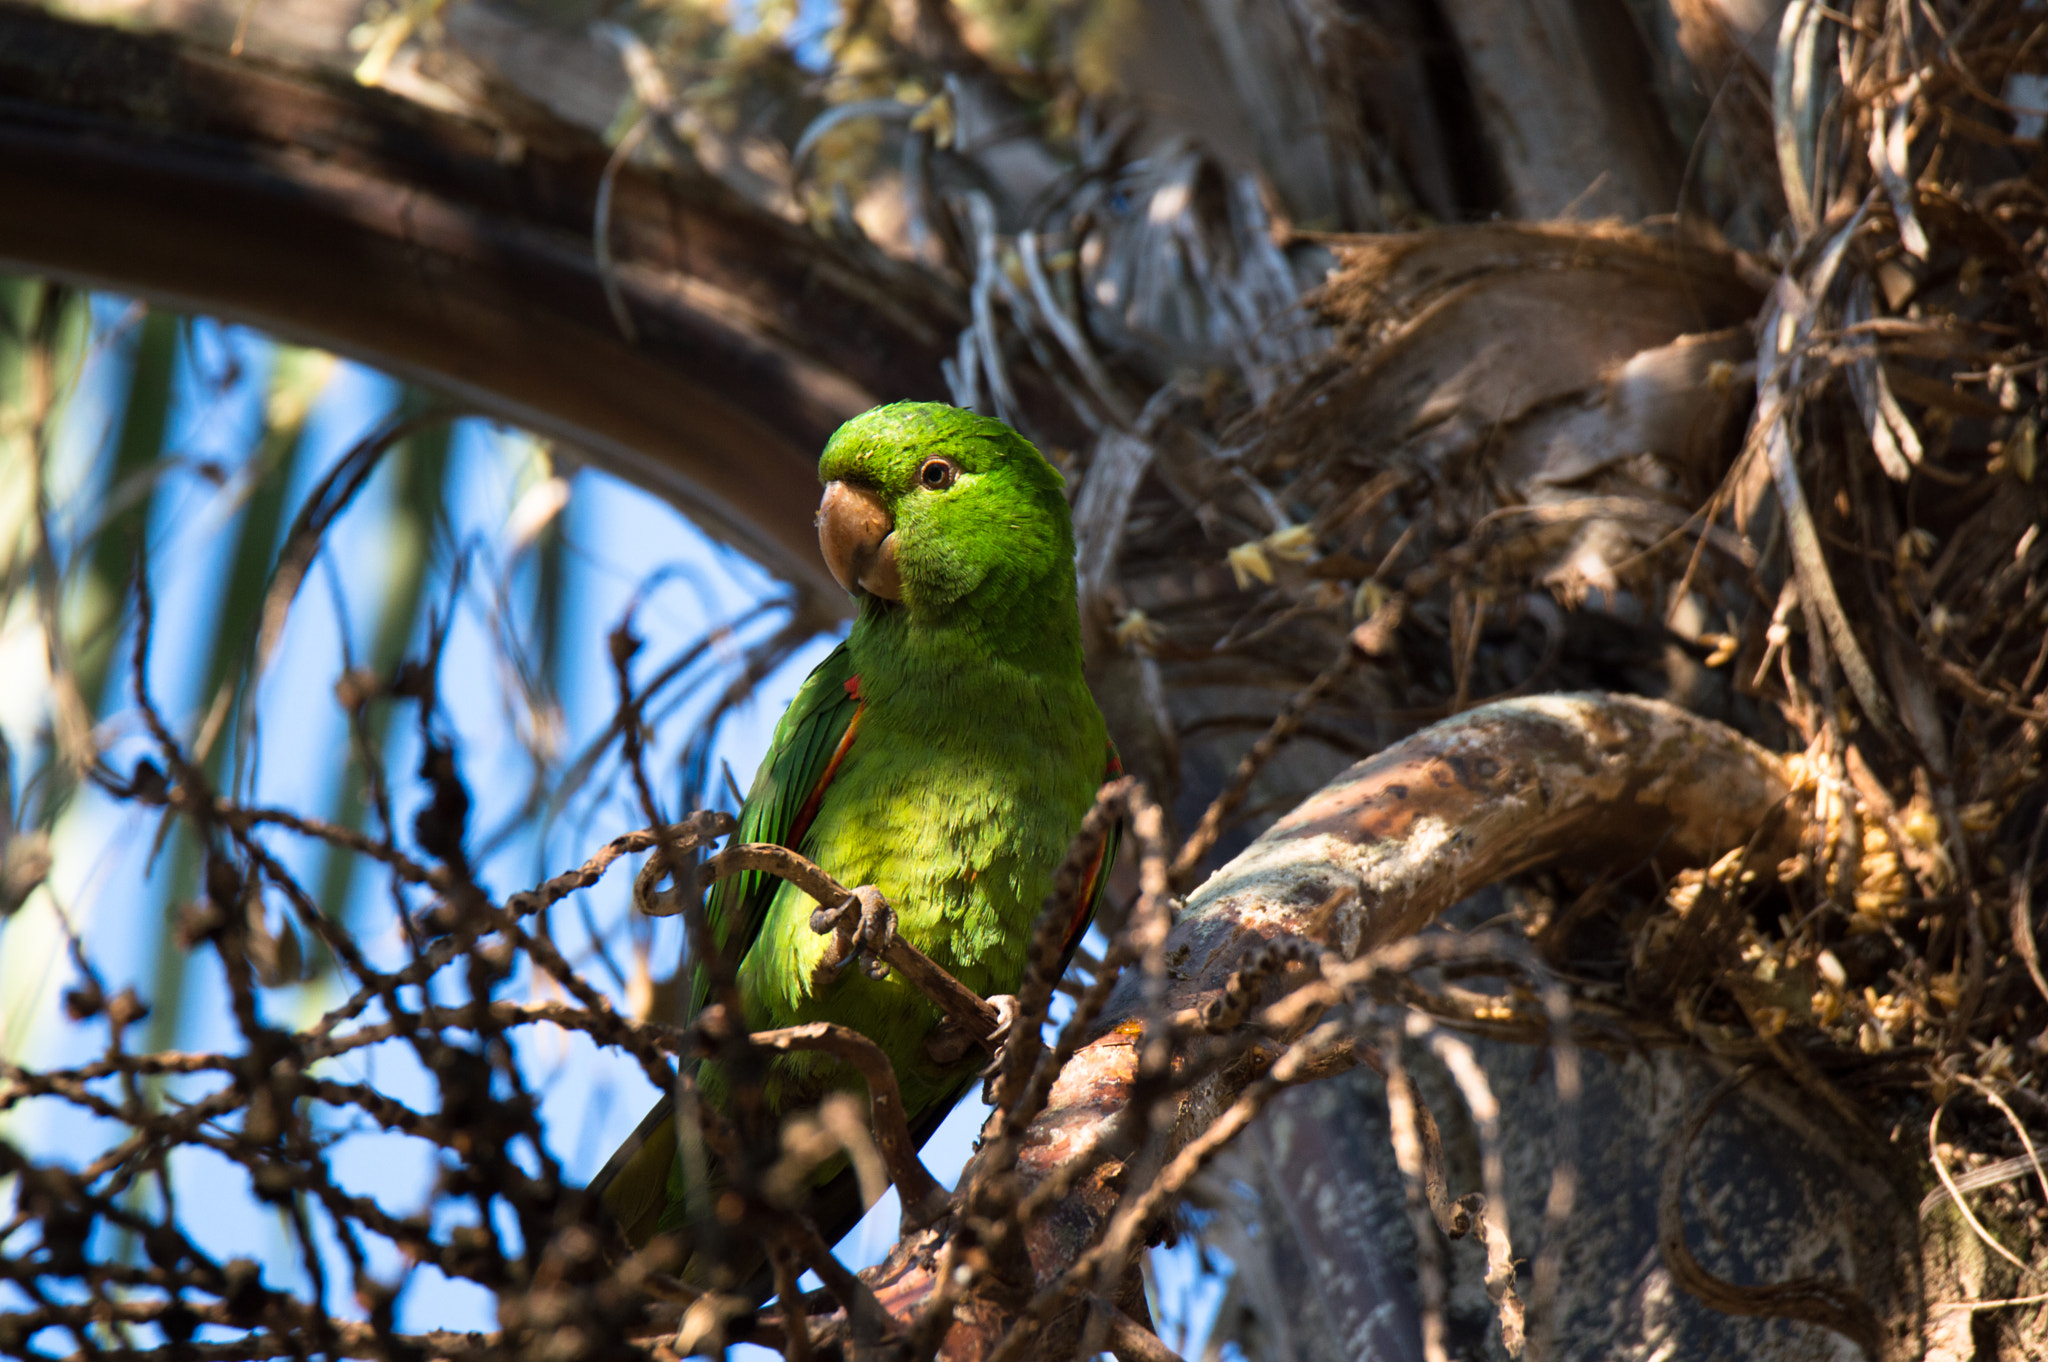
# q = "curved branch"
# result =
<box><xmin>853</xmin><ymin>692</ymin><xmax>1797</xmax><ymax>1358</ymax></box>
<box><xmin>749</xmin><ymin>1021</ymin><xmax>954</xmax><ymax>1232</ymax></box>
<box><xmin>1657</xmin><ymin>1069</ymin><xmax>1886</xmax><ymax>1358</ymax></box>
<box><xmin>0</xmin><ymin>8</ymin><xmax>969</xmax><ymax>598</ymax></box>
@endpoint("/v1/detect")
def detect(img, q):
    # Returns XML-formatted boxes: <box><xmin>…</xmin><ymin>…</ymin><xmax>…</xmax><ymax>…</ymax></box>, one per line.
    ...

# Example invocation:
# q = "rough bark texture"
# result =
<box><xmin>1228</xmin><ymin>1037</ymin><xmax>1900</xmax><ymax>1362</ymax></box>
<box><xmin>1226</xmin><ymin>1085</ymin><xmax>1429</xmax><ymax>1362</ymax></box>
<box><xmin>845</xmin><ymin>693</ymin><xmax>1806</xmax><ymax>1358</ymax></box>
<box><xmin>1162</xmin><ymin>692</ymin><xmax>1788</xmax><ymax>966</ymax></box>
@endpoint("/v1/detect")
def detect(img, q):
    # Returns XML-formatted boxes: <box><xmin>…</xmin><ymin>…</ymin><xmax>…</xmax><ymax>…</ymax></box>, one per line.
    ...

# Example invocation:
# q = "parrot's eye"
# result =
<box><xmin>917</xmin><ymin>458</ymin><xmax>958</xmax><ymax>491</ymax></box>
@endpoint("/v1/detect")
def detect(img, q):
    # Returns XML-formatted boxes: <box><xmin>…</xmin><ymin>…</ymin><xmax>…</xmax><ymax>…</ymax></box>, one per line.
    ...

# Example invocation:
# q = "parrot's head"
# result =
<box><xmin>815</xmin><ymin>402</ymin><xmax>1074</xmax><ymax>618</ymax></box>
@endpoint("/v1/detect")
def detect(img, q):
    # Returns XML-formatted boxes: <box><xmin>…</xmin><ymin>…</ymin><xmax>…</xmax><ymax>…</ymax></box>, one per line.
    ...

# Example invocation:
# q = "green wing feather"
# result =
<box><xmin>689</xmin><ymin>640</ymin><xmax>862</xmax><ymax>1021</ymax></box>
<box><xmin>593</xmin><ymin>640</ymin><xmax>861</xmax><ymax>1244</ymax></box>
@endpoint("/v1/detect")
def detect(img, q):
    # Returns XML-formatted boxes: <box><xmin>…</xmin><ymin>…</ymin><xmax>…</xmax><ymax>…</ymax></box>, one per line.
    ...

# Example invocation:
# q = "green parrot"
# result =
<box><xmin>591</xmin><ymin>401</ymin><xmax>1118</xmax><ymax>1273</ymax></box>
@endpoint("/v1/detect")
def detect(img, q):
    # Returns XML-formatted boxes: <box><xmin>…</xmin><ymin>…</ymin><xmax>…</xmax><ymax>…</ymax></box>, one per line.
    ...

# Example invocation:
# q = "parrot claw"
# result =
<box><xmin>927</xmin><ymin>993</ymin><xmax>1021</xmax><ymax>1071</ymax></box>
<box><xmin>976</xmin><ymin>995</ymin><xmax>1024</xmax><ymax>1103</ymax></box>
<box><xmin>809</xmin><ymin>885</ymin><xmax>898</xmax><ymax>991</ymax></box>
<box><xmin>852</xmin><ymin>888</ymin><xmax>897</xmax><ymax>980</ymax></box>
<box><xmin>983</xmin><ymin>994</ymin><xmax>1021</xmax><ymax>1049</ymax></box>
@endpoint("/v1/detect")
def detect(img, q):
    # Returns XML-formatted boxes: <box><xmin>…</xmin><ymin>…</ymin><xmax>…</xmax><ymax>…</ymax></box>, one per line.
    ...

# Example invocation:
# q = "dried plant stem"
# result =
<box><xmin>1657</xmin><ymin>1069</ymin><xmax>1885</xmax><ymax>1355</ymax></box>
<box><xmin>1170</xmin><ymin>637</ymin><xmax>1361</xmax><ymax>887</ymax></box>
<box><xmin>750</xmin><ymin>1022</ymin><xmax>953</xmax><ymax>1230</ymax></box>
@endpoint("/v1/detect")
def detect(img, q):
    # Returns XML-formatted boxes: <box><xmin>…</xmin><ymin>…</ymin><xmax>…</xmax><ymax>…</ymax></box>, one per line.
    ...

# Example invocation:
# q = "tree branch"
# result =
<box><xmin>750</xmin><ymin>1022</ymin><xmax>954</xmax><ymax>1233</ymax></box>
<box><xmin>849</xmin><ymin>692</ymin><xmax>1796</xmax><ymax>1359</ymax></box>
<box><xmin>0</xmin><ymin>7</ymin><xmax>968</xmax><ymax>599</ymax></box>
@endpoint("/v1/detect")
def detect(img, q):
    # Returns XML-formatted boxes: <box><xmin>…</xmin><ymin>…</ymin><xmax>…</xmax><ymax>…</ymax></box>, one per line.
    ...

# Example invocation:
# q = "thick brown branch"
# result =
<box><xmin>853</xmin><ymin>693</ymin><xmax>1795</xmax><ymax>1358</ymax></box>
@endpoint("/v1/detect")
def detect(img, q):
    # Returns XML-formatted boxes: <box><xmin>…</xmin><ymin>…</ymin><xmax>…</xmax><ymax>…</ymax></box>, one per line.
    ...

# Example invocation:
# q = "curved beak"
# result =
<box><xmin>816</xmin><ymin>481</ymin><xmax>901</xmax><ymax>600</ymax></box>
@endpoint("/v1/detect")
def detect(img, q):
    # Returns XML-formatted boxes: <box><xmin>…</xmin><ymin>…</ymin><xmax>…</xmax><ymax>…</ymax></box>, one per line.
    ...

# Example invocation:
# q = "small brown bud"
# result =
<box><xmin>62</xmin><ymin>981</ymin><xmax>104</xmax><ymax>1021</ymax></box>
<box><xmin>244</xmin><ymin>1087</ymin><xmax>285</xmax><ymax>1145</ymax></box>
<box><xmin>204</xmin><ymin>854</ymin><xmax>243</xmax><ymax>911</ymax></box>
<box><xmin>332</xmin><ymin>667</ymin><xmax>380</xmax><ymax>711</ymax></box>
<box><xmin>159</xmin><ymin>1302</ymin><xmax>199</xmax><ymax>1343</ymax></box>
<box><xmin>176</xmin><ymin>901</ymin><xmax>228</xmax><ymax>949</ymax></box>
<box><xmin>221</xmin><ymin>1258</ymin><xmax>266</xmax><ymax>1325</ymax></box>
<box><xmin>551</xmin><ymin>1226</ymin><xmax>599</xmax><ymax>1266</ymax></box>
<box><xmin>106</xmin><ymin>988</ymin><xmax>149</xmax><ymax>1029</ymax></box>
<box><xmin>130</xmin><ymin>759</ymin><xmax>168</xmax><ymax>802</ymax></box>
<box><xmin>251</xmin><ymin>1161</ymin><xmax>297</xmax><ymax>1203</ymax></box>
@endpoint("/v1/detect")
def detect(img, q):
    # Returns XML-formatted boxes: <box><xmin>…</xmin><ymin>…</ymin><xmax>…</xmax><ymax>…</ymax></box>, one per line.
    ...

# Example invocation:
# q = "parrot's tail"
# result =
<box><xmin>584</xmin><ymin>1095</ymin><xmax>789</xmax><ymax>1301</ymax></box>
<box><xmin>589</xmin><ymin>1072</ymin><xmax>975</xmax><ymax>1301</ymax></box>
<box><xmin>588</xmin><ymin>1097</ymin><xmax>679</xmax><ymax>1249</ymax></box>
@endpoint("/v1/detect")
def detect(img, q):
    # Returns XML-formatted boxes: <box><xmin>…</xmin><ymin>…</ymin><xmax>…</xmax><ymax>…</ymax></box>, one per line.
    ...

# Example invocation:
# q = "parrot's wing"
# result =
<box><xmin>593</xmin><ymin>640</ymin><xmax>862</xmax><ymax>1247</ymax></box>
<box><xmin>689</xmin><ymin>637</ymin><xmax>863</xmax><ymax>1020</ymax></box>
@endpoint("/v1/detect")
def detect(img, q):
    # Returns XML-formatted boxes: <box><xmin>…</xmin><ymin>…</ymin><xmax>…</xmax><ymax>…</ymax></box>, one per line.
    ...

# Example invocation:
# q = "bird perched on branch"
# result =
<box><xmin>591</xmin><ymin>402</ymin><xmax>1117</xmax><ymax>1285</ymax></box>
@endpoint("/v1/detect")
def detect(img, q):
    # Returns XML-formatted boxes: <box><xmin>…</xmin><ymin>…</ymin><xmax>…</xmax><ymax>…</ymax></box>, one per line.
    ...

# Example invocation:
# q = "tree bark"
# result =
<box><xmin>838</xmin><ymin>692</ymin><xmax>1807</xmax><ymax>1359</ymax></box>
<box><xmin>1435</xmin><ymin>0</ymin><xmax>1684</xmax><ymax>220</ymax></box>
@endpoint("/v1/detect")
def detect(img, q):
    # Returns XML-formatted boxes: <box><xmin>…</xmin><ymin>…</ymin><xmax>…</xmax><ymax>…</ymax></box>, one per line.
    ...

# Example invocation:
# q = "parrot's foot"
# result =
<box><xmin>976</xmin><ymin>995</ymin><xmax>1024</xmax><ymax>1105</ymax></box>
<box><xmin>808</xmin><ymin>885</ymin><xmax>895</xmax><ymax>991</ymax></box>
<box><xmin>983</xmin><ymin>994</ymin><xmax>1021</xmax><ymax>1049</ymax></box>
<box><xmin>813</xmin><ymin>887</ymin><xmax>1022</xmax><ymax>1064</ymax></box>
<box><xmin>925</xmin><ymin>993</ymin><xmax>1020</xmax><ymax>1068</ymax></box>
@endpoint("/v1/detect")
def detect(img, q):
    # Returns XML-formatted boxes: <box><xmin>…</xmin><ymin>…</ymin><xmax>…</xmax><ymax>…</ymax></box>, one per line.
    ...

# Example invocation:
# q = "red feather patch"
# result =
<box><xmin>791</xmin><ymin>680</ymin><xmax>864</xmax><ymax>848</ymax></box>
<box><xmin>1065</xmin><ymin>838</ymin><xmax>1108</xmax><ymax>956</ymax></box>
<box><xmin>1064</xmin><ymin>740</ymin><xmax>1125</xmax><ymax>955</ymax></box>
